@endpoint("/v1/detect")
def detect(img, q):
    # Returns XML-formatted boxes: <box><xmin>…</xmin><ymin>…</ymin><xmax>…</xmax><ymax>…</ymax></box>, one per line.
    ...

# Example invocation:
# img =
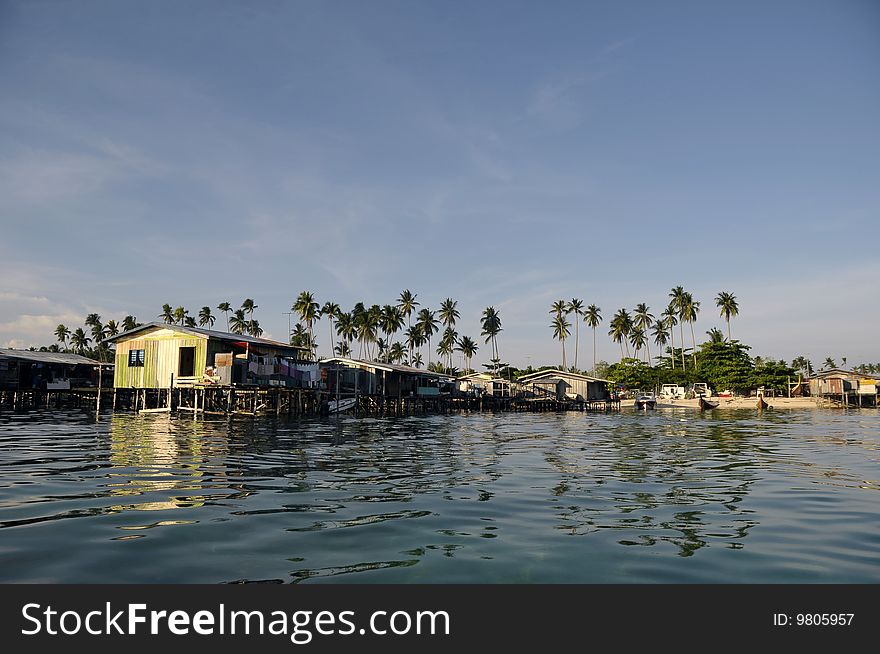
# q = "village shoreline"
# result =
<box><xmin>653</xmin><ymin>396</ymin><xmax>827</xmax><ymax>410</ymax></box>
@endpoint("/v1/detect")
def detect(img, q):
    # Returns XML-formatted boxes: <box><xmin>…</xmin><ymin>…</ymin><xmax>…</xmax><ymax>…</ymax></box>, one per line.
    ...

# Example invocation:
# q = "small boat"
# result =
<box><xmin>757</xmin><ymin>396</ymin><xmax>769</xmax><ymax>411</ymax></box>
<box><xmin>327</xmin><ymin>397</ymin><xmax>357</xmax><ymax>414</ymax></box>
<box><xmin>634</xmin><ymin>392</ymin><xmax>657</xmax><ymax>410</ymax></box>
<box><xmin>699</xmin><ymin>396</ymin><xmax>719</xmax><ymax>411</ymax></box>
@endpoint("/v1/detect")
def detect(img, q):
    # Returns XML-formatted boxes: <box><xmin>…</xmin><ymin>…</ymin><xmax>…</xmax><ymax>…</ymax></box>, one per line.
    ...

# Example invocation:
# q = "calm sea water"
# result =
<box><xmin>1</xmin><ymin>408</ymin><xmax>878</xmax><ymax>583</ymax></box>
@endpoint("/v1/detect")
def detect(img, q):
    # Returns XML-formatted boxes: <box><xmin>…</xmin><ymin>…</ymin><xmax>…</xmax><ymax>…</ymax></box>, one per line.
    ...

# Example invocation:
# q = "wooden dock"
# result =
<box><xmin>0</xmin><ymin>386</ymin><xmax>621</xmax><ymax>417</ymax></box>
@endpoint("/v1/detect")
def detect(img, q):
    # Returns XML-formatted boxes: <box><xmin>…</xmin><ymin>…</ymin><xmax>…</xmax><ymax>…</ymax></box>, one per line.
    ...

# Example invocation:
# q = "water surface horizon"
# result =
<box><xmin>1</xmin><ymin>408</ymin><xmax>878</xmax><ymax>583</ymax></box>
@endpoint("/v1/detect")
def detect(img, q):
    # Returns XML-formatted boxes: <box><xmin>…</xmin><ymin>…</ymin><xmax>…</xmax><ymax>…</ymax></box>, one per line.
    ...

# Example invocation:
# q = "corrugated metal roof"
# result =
<box><xmin>517</xmin><ymin>369</ymin><xmax>610</xmax><ymax>384</ymax></box>
<box><xmin>0</xmin><ymin>349</ymin><xmax>108</xmax><ymax>366</ymax></box>
<box><xmin>103</xmin><ymin>321</ymin><xmax>308</xmax><ymax>352</ymax></box>
<box><xmin>319</xmin><ymin>357</ymin><xmax>454</xmax><ymax>381</ymax></box>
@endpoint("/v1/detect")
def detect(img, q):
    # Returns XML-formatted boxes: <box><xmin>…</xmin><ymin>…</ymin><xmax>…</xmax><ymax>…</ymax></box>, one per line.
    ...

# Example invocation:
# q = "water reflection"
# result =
<box><xmin>0</xmin><ymin>408</ymin><xmax>878</xmax><ymax>582</ymax></box>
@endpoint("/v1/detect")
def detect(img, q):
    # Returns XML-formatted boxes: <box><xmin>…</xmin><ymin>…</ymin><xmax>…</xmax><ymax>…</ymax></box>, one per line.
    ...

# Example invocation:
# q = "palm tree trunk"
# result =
<box><xmin>592</xmin><ymin>328</ymin><xmax>596</xmax><ymax>375</ymax></box>
<box><xmin>679</xmin><ymin>323</ymin><xmax>686</xmax><ymax>371</ymax></box>
<box><xmin>574</xmin><ymin>322</ymin><xmax>579</xmax><ymax>370</ymax></box>
<box><xmin>727</xmin><ymin>318</ymin><xmax>731</xmax><ymax>342</ymax></box>
<box><xmin>690</xmin><ymin>321</ymin><xmax>697</xmax><ymax>367</ymax></box>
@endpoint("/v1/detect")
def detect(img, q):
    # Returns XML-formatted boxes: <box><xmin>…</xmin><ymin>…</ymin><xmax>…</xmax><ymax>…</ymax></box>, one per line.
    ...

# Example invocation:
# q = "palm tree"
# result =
<box><xmin>669</xmin><ymin>287</ymin><xmax>688</xmax><ymax>370</ymax></box>
<box><xmin>54</xmin><ymin>324</ymin><xmax>70</xmax><ymax>350</ymax></box>
<box><xmin>104</xmin><ymin>320</ymin><xmax>120</xmax><ymax>338</ymax></box>
<box><xmin>551</xmin><ymin>313</ymin><xmax>571</xmax><ymax>369</ymax></box>
<box><xmin>290</xmin><ymin>323</ymin><xmax>313</xmax><ymax>350</ymax></box>
<box><xmin>85</xmin><ymin>314</ymin><xmax>104</xmax><ymax>347</ymax></box>
<box><xmin>550</xmin><ymin>299</ymin><xmax>567</xmax><ymax>319</ymax></box>
<box><xmin>388</xmin><ymin>342</ymin><xmax>406</xmax><ymax>364</ymax></box>
<box><xmin>405</xmin><ymin>324</ymin><xmax>424</xmax><ymax>363</ymax></box>
<box><xmin>241</xmin><ymin>298</ymin><xmax>258</xmax><ymax>335</ymax></box>
<box><xmin>410</xmin><ymin>352</ymin><xmax>423</xmax><ymax>369</ymax></box>
<box><xmin>439</xmin><ymin>298</ymin><xmax>460</xmax><ymax>330</ymax></box>
<box><xmin>217</xmin><ymin>302</ymin><xmax>232</xmax><ymax>331</ymax></box>
<box><xmin>293</xmin><ymin>292</ymin><xmax>319</xmax><ymax>359</ymax></box>
<box><xmin>456</xmin><ymin>336</ymin><xmax>478</xmax><ymax>373</ymax></box>
<box><xmin>85</xmin><ymin>313</ymin><xmax>102</xmax><ymax>341</ymax></box>
<box><xmin>363</xmin><ymin>305</ymin><xmax>382</xmax><ymax>360</ymax></box>
<box><xmin>662</xmin><ymin>304</ymin><xmax>678</xmax><ymax>370</ymax></box>
<box><xmin>439</xmin><ymin>326</ymin><xmax>458</xmax><ymax>370</ymax></box>
<box><xmin>651</xmin><ymin>321</ymin><xmax>669</xmax><ymax>366</ymax></box>
<box><xmin>437</xmin><ymin>339</ymin><xmax>453</xmax><ymax>373</ymax></box>
<box><xmin>398</xmin><ymin>289</ymin><xmax>419</xmax><ymax>328</ymax></box>
<box><xmin>629</xmin><ymin>327</ymin><xmax>647</xmax><ymax>361</ymax></box>
<box><xmin>350</xmin><ymin>303</ymin><xmax>366</xmax><ymax>357</ymax></box>
<box><xmin>229</xmin><ymin>309</ymin><xmax>247</xmax><ymax>335</ymax></box>
<box><xmin>417</xmin><ymin>308</ymin><xmax>439</xmax><ymax>366</ymax></box>
<box><xmin>198</xmin><ymin>306</ymin><xmax>215</xmax><ymax>328</ymax></box>
<box><xmin>609</xmin><ymin>309</ymin><xmax>633</xmax><ymax>360</ymax></box>
<box><xmin>248</xmin><ymin>320</ymin><xmax>263</xmax><ymax>338</ymax></box>
<box><xmin>824</xmin><ymin>357</ymin><xmax>836</xmax><ymax>369</ymax></box>
<box><xmin>567</xmin><ymin>298</ymin><xmax>584</xmax><ymax>370</ymax></box>
<box><xmin>173</xmin><ymin>306</ymin><xmax>188</xmax><ymax>325</ymax></box>
<box><xmin>682</xmin><ymin>292</ymin><xmax>700</xmax><ymax>367</ymax></box>
<box><xmin>480</xmin><ymin>306</ymin><xmax>502</xmax><ymax>375</ymax></box>
<box><xmin>379</xmin><ymin>305</ymin><xmax>405</xmax><ymax>362</ymax></box>
<box><xmin>70</xmin><ymin>328</ymin><xmax>91</xmax><ymax>355</ymax></box>
<box><xmin>633</xmin><ymin>303</ymin><xmax>654</xmax><ymax>363</ymax></box>
<box><xmin>184</xmin><ymin>316</ymin><xmax>197</xmax><ymax>328</ymax></box>
<box><xmin>321</xmin><ymin>302</ymin><xmax>341</xmax><ymax>357</ymax></box>
<box><xmin>439</xmin><ymin>298</ymin><xmax>460</xmax><ymax>368</ymax></box>
<box><xmin>584</xmin><ymin>305</ymin><xmax>602</xmax><ymax>375</ymax></box>
<box><xmin>122</xmin><ymin>315</ymin><xmax>138</xmax><ymax>332</ymax></box>
<box><xmin>608</xmin><ymin>311</ymin><xmax>627</xmax><ymax>361</ymax></box>
<box><xmin>335</xmin><ymin>311</ymin><xmax>356</xmax><ymax>355</ymax></box>
<box><xmin>334</xmin><ymin>342</ymin><xmax>352</xmax><ymax>357</ymax></box>
<box><xmin>715</xmin><ymin>291</ymin><xmax>739</xmax><ymax>341</ymax></box>
<box><xmin>159</xmin><ymin>304</ymin><xmax>174</xmax><ymax>324</ymax></box>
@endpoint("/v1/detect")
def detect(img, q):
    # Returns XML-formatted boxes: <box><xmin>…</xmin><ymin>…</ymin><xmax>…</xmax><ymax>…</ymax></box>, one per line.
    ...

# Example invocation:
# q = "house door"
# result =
<box><xmin>178</xmin><ymin>347</ymin><xmax>196</xmax><ymax>377</ymax></box>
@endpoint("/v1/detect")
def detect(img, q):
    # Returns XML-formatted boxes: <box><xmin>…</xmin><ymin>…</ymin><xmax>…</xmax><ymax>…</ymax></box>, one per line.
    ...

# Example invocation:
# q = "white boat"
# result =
<box><xmin>634</xmin><ymin>392</ymin><xmax>657</xmax><ymax>410</ymax></box>
<box><xmin>659</xmin><ymin>384</ymin><xmax>685</xmax><ymax>399</ymax></box>
<box><xmin>327</xmin><ymin>398</ymin><xmax>356</xmax><ymax>414</ymax></box>
<box><xmin>691</xmin><ymin>383</ymin><xmax>712</xmax><ymax>398</ymax></box>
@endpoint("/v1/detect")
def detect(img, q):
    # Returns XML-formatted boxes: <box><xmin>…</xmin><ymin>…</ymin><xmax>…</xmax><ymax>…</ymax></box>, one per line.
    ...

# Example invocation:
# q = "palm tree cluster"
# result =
<box><xmin>159</xmin><ymin>299</ymin><xmax>262</xmax><ymax>337</ymax></box>
<box><xmin>556</xmin><ymin>288</ymin><xmax>739</xmax><ymax>375</ymax></box>
<box><xmin>287</xmin><ymin>289</ymin><xmax>489</xmax><ymax>373</ymax></box>
<box><xmin>548</xmin><ymin>298</ymin><xmax>605</xmax><ymax>374</ymax></box>
<box><xmin>54</xmin><ymin>313</ymin><xmax>141</xmax><ymax>361</ymax></box>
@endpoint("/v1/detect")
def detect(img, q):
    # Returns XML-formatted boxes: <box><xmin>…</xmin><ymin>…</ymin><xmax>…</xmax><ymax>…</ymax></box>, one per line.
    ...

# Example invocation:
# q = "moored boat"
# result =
<box><xmin>699</xmin><ymin>396</ymin><xmax>719</xmax><ymax>411</ymax></box>
<box><xmin>634</xmin><ymin>392</ymin><xmax>657</xmax><ymax>410</ymax></box>
<box><xmin>327</xmin><ymin>397</ymin><xmax>357</xmax><ymax>414</ymax></box>
<box><xmin>757</xmin><ymin>396</ymin><xmax>769</xmax><ymax>411</ymax></box>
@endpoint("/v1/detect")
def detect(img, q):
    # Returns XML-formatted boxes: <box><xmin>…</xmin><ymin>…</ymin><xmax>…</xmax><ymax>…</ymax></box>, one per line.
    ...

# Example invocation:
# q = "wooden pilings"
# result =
<box><xmin>0</xmin><ymin>386</ymin><xmax>622</xmax><ymax>417</ymax></box>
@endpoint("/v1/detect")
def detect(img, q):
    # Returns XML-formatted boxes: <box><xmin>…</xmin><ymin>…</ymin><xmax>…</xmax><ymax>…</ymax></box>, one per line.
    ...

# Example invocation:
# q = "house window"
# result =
<box><xmin>128</xmin><ymin>349</ymin><xmax>145</xmax><ymax>367</ymax></box>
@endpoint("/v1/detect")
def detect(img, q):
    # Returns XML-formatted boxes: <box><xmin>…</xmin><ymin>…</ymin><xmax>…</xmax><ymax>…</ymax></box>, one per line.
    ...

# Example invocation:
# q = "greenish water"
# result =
<box><xmin>1</xmin><ymin>408</ymin><xmax>878</xmax><ymax>583</ymax></box>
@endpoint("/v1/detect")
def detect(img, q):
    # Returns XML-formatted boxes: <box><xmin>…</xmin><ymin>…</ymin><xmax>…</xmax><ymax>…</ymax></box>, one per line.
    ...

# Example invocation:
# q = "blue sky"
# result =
<box><xmin>1</xmin><ymin>0</ymin><xmax>878</xmax><ymax>367</ymax></box>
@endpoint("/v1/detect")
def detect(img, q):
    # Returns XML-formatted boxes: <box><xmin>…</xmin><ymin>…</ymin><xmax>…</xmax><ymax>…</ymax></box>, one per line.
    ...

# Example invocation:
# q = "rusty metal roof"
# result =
<box><xmin>102</xmin><ymin>322</ymin><xmax>308</xmax><ymax>353</ymax></box>
<box><xmin>0</xmin><ymin>349</ymin><xmax>109</xmax><ymax>366</ymax></box>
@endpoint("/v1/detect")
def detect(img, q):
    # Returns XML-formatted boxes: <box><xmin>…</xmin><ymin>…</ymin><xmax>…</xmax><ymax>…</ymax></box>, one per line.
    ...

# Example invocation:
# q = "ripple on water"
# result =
<box><xmin>0</xmin><ymin>408</ymin><xmax>878</xmax><ymax>582</ymax></box>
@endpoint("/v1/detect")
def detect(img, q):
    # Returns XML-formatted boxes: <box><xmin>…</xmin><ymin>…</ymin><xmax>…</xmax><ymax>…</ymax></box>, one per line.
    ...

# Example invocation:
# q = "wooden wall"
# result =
<box><xmin>113</xmin><ymin>328</ymin><xmax>208</xmax><ymax>388</ymax></box>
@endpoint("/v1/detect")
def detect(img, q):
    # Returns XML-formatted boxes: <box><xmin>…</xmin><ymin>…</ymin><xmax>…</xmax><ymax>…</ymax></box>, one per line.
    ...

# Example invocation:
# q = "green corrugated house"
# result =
<box><xmin>104</xmin><ymin>322</ymin><xmax>308</xmax><ymax>389</ymax></box>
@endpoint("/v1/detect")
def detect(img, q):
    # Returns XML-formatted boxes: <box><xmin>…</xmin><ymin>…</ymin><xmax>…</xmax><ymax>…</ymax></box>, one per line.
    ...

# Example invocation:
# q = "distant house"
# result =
<box><xmin>807</xmin><ymin>368</ymin><xmax>858</xmax><ymax>397</ymax></box>
<box><xmin>456</xmin><ymin>371</ymin><xmax>516</xmax><ymax>397</ymax></box>
<box><xmin>320</xmin><ymin>357</ymin><xmax>454</xmax><ymax>398</ymax></box>
<box><xmin>516</xmin><ymin>369</ymin><xmax>611</xmax><ymax>401</ymax></box>
<box><xmin>0</xmin><ymin>349</ymin><xmax>109</xmax><ymax>390</ymax></box>
<box><xmin>103</xmin><ymin>322</ymin><xmax>309</xmax><ymax>389</ymax></box>
<box><xmin>808</xmin><ymin>368</ymin><xmax>877</xmax><ymax>404</ymax></box>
